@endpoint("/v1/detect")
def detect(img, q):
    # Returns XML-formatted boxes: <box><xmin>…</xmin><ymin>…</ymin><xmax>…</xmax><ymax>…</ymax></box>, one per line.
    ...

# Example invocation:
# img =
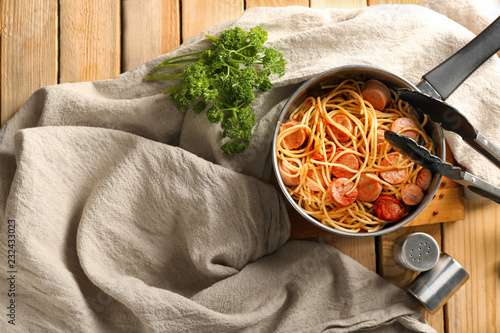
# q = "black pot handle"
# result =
<box><xmin>417</xmin><ymin>15</ymin><xmax>500</xmax><ymax>100</ymax></box>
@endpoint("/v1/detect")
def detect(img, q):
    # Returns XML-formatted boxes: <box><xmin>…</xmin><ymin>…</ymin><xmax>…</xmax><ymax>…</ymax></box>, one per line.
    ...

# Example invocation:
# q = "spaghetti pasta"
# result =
<box><xmin>276</xmin><ymin>79</ymin><xmax>434</xmax><ymax>233</ymax></box>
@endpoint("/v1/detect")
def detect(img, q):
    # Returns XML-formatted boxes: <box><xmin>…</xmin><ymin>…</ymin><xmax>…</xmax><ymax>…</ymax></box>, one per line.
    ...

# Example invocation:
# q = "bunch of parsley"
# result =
<box><xmin>145</xmin><ymin>26</ymin><xmax>286</xmax><ymax>154</ymax></box>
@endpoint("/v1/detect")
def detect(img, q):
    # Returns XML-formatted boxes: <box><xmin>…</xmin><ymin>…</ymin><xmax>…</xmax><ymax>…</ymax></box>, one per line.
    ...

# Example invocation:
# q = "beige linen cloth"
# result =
<box><xmin>1</xmin><ymin>1</ymin><xmax>499</xmax><ymax>332</ymax></box>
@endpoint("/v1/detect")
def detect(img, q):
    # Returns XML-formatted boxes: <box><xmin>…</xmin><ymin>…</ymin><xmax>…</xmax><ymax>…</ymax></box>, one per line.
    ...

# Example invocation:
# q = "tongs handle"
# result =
<box><xmin>467</xmin><ymin>133</ymin><xmax>500</xmax><ymax>169</ymax></box>
<box><xmin>418</xmin><ymin>15</ymin><xmax>500</xmax><ymax>100</ymax></box>
<box><xmin>459</xmin><ymin>172</ymin><xmax>500</xmax><ymax>205</ymax></box>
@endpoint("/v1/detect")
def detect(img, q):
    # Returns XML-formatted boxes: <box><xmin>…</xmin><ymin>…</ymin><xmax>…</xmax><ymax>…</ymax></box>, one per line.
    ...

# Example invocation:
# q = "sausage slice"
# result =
<box><xmin>327</xmin><ymin>178</ymin><xmax>358</xmax><ymax>207</ymax></box>
<box><xmin>376</xmin><ymin>128</ymin><xmax>392</xmax><ymax>153</ymax></box>
<box><xmin>280</xmin><ymin>121</ymin><xmax>307</xmax><ymax>149</ymax></box>
<box><xmin>390</xmin><ymin>117</ymin><xmax>418</xmax><ymax>141</ymax></box>
<box><xmin>374</xmin><ymin>195</ymin><xmax>407</xmax><ymax>222</ymax></box>
<box><xmin>362</xmin><ymin>79</ymin><xmax>391</xmax><ymax>111</ymax></box>
<box><xmin>279</xmin><ymin>160</ymin><xmax>300</xmax><ymax>186</ymax></box>
<box><xmin>328</xmin><ymin>114</ymin><xmax>354</xmax><ymax>143</ymax></box>
<box><xmin>331</xmin><ymin>153</ymin><xmax>359</xmax><ymax>178</ymax></box>
<box><xmin>416</xmin><ymin>168</ymin><xmax>432</xmax><ymax>191</ymax></box>
<box><xmin>401</xmin><ymin>184</ymin><xmax>424</xmax><ymax>206</ymax></box>
<box><xmin>306</xmin><ymin>168</ymin><xmax>326</xmax><ymax>192</ymax></box>
<box><xmin>356</xmin><ymin>173</ymin><xmax>382</xmax><ymax>202</ymax></box>
<box><xmin>379</xmin><ymin>155</ymin><xmax>409</xmax><ymax>185</ymax></box>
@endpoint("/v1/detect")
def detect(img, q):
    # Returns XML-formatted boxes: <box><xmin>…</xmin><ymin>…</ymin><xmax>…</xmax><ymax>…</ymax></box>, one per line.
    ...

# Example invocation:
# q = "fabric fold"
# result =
<box><xmin>3</xmin><ymin>126</ymin><xmax>290</xmax><ymax>332</ymax></box>
<box><xmin>190</xmin><ymin>241</ymin><xmax>433</xmax><ymax>333</ymax></box>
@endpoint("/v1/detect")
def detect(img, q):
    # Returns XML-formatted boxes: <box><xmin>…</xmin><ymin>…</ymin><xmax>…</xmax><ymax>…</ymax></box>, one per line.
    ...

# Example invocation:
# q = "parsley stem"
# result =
<box><xmin>163</xmin><ymin>84</ymin><xmax>185</xmax><ymax>94</ymax></box>
<box><xmin>215</xmin><ymin>96</ymin><xmax>235</xmax><ymax>110</ymax></box>
<box><xmin>149</xmin><ymin>63</ymin><xmax>185</xmax><ymax>75</ymax></box>
<box><xmin>203</xmin><ymin>34</ymin><xmax>217</xmax><ymax>41</ymax></box>
<box><xmin>164</xmin><ymin>50</ymin><xmax>204</xmax><ymax>63</ymax></box>
<box><xmin>167</xmin><ymin>58</ymin><xmax>200</xmax><ymax>64</ymax></box>
<box><xmin>229</xmin><ymin>57</ymin><xmax>245</xmax><ymax>64</ymax></box>
<box><xmin>237</xmin><ymin>44</ymin><xmax>254</xmax><ymax>53</ymax></box>
<box><xmin>150</xmin><ymin>50</ymin><xmax>204</xmax><ymax>74</ymax></box>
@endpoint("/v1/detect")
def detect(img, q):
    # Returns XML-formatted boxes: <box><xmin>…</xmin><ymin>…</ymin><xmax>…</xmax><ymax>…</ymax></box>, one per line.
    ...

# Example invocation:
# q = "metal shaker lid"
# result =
<box><xmin>392</xmin><ymin>232</ymin><xmax>440</xmax><ymax>271</ymax></box>
<box><xmin>407</xmin><ymin>252</ymin><xmax>469</xmax><ymax>314</ymax></box>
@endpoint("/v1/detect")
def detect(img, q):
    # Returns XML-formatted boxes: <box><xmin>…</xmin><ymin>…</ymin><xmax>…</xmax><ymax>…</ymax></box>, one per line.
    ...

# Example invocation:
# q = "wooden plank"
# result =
<box><xmin>319</xmin><ymin>234</ymin><xmax>376</xmax><ymax>271</ymax></box>
<box><xmin>182</xmin><ymin>0</ymin><xmax>244</xmax><ymax>41</ymax></box>
<box><xmin>246</xmin><ymin>0</ymin><xmax>309</xmax><ymax>8</ymax></box>
<box><xmin>289</xmin><ymin>216</ymin><xmax>332</xmax><ymax>239</ymax></box>
<box><xmin>59</xmin><ymin>0</ymin><xmax>120</xmax><ymax>83</ymax></box>
<box><xmin>122</xmin><ymin>0</ymin><xmax>181</xmax><ymax>72</ymax></box>
<box><xmin>311</xmin><ymin>0</ymin><xmax>367</xmax><ymax>9</ymax></box>
<box><xmin>378</xmin><ymin>223</ymin><xmax>445</xmax><ymax>332</ymax></box>
<box><xmin>368</xmin><ymin>0</ymin><xmax>423</xmax><ymax>5</ymax></box>
<box><xmin>0</xmin><ymin>0</ymin><xmax>58</xmax><ymax>126</ymax></box>
<box><xmin>405</xmin><ymin>186</ymin><xmax>464</xmax><ymax>227</ymax></box>
<box><xmin>443</xmin><ymin>201</ymin><xmax>500</xmax><ymax>333</ymax></box>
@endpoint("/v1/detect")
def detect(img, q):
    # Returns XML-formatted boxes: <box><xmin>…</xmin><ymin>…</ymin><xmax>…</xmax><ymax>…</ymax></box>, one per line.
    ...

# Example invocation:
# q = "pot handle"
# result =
<box><xmin>417</xmin><ymin>15</ymin><xmax>500</xmax><ymax>100</ymax></box>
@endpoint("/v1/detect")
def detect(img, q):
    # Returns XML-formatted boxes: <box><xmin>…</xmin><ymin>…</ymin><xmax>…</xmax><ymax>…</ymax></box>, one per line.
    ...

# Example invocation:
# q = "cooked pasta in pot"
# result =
<box><xmin>276</xmin><ymin>79</ymin><xmax>434</xmax><ymax>233</ymax></box>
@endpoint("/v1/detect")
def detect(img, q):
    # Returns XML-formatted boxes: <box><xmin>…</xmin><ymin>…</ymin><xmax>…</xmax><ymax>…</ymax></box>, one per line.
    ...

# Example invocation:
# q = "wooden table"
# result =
<box><xmin>1</xmin><ymin>1</ymin><xmax>499</xmax><ymax>332</ymax></box>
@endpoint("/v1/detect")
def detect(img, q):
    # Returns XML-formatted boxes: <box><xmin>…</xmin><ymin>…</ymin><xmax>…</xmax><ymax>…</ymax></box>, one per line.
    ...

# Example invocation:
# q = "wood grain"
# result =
<box><xmin>182</xmin><ymin>0</ymin><xmax>244</xmax><ymax>41</ymax></box>
<box><xmin>122</xmin><ymin>0</ymin><xmax>181</xmax><ymax>72</ymax></box>
<box><xmin>311</xmin><ymin>0</ymin><xmax>367</xmax><ymax>9</ymax></box>
<box><xmin>368</xmin><ymin>0</ymin><xmax>423</xmax><ymax>4</ymax></box>
<box><xmin>0</xmin><ymin>0</ymin><xmax>58</xmax><ymax>126</ymax></box>
<box><xmin>59</xmin><ymin>0</ymin><xmax>121</xmax><ymax>83</ymax></box>
<box><xmin>443</xmin><ymin>201</ymin><xmax>500</xmax><ymax>333</ymax></box>
<box><xmin>405</xmin><ymin>186</ymin><xmax>464</xmax><ymax>227</ymax></box>
<box><xmin>246</xmin><ymin>0</ymin><xmax>309</xmax><ymax>8</ymax></box>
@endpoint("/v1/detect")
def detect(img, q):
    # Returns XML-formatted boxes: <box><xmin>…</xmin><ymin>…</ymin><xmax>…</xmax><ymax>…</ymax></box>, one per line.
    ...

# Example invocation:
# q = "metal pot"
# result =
<box><xmin>271</xmin><ymin>16</ymin><xmax>500</xmax><ymax>237</ymax></box>
<box><xmin>271</xmin><ymin>65</ymin><xmax>443</xmax><ymax>237</ymax></box>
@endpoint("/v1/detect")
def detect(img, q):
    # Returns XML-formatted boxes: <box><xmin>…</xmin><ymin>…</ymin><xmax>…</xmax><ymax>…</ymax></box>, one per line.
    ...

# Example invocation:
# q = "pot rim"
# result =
<box><xmin>272</xmin><ymin>65</ymin><xmax>444</xmax><ymax>237</ymax></box>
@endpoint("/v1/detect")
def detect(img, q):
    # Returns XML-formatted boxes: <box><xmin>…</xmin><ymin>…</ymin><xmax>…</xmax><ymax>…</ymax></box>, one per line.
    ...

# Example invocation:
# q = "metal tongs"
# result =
<box><xmin>384</xmin><ymin>16</ymin><xmax>500</xmax><ymax>204</ymax></box>
<box><xmin>398</xmin><ymin>89</ymin><xmax>500</xmax><ymax>169</ymax></box>
<box><xmin>389</xmin><ymin>89</ymin><xmax>500</xmax><ymax>204</ymax></box>
<box><xmin>385</xmin><ymin>130</ymin><xmax>500</xmax><ymax>205</ymax></box>
<box><xmin>394</xmin><ymin>86</ymin><xmax>500</xmax><ymax>204</ymax></box>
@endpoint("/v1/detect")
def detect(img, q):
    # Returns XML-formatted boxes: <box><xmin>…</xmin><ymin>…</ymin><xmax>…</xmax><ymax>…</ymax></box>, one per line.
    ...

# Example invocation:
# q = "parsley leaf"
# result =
<box><xmin>145</xmin><ymin>26</ymin><xmax>286</xmax><ymax>154</ymax></box>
